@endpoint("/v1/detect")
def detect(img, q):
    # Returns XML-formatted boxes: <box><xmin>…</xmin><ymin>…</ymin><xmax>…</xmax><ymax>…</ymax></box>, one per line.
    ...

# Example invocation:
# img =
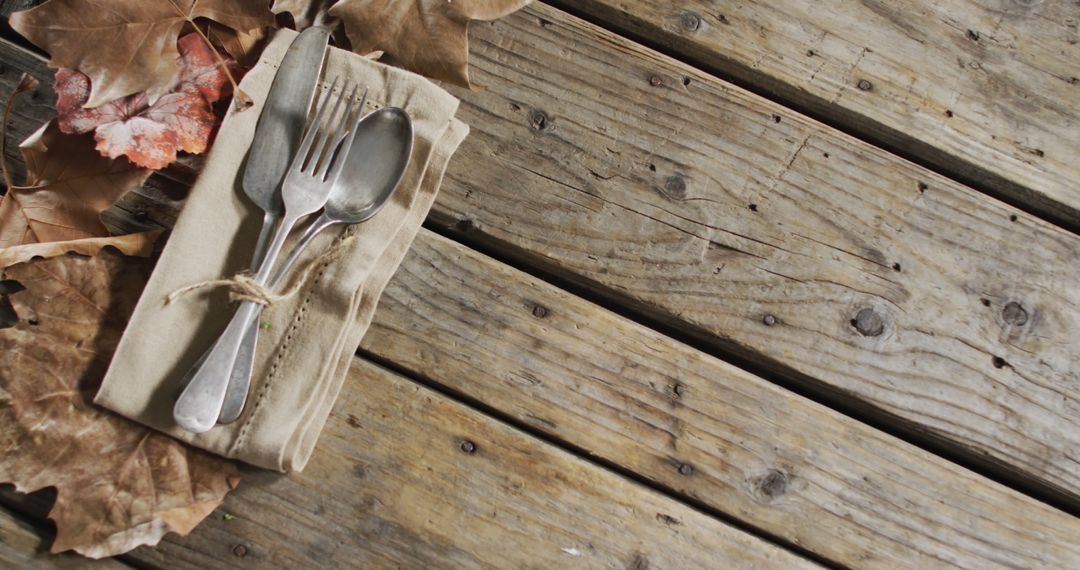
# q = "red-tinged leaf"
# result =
<box><xmin>55</xmin><ymin>34</ymin><xmax>238</xmax><ymax>170</ymax></box>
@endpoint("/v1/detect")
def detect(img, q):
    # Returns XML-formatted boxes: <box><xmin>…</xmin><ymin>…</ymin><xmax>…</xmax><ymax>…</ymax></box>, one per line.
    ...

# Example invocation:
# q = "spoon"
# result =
<box><xmin>217</xmin><ymin>106</ymin><xmax>415</xmax><ymax>423</ymax></box>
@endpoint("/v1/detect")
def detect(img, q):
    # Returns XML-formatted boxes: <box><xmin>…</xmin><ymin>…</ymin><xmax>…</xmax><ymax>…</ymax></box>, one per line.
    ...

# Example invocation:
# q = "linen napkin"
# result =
<box><xmin>95</xmin><ymin>29</ymin><xmax>469</xmax><ymax>472</ymax></box>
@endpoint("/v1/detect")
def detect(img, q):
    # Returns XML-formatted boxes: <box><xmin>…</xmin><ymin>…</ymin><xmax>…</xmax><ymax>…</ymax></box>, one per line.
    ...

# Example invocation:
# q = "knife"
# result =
<box><xmin>217</xmin><ymin>27</ymin><xmax>331</xmax><ymax>424</ymax></box>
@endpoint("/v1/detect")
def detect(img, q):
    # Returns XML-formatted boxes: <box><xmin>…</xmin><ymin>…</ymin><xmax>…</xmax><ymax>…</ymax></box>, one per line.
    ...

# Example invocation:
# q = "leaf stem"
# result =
<box><xmin>165</xmin><ymin>0</ymin><xmax>251</xmax><ymax>111</ymax></box>
<box><xmin>1</xmin><ymin>73</ymin><xmax>40</xmax><ymax>194</ymax></box>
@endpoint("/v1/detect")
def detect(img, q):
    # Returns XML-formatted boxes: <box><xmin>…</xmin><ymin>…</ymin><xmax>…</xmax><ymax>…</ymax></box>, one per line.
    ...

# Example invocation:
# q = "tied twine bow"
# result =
<box><xmin>165</xmin><ymin>230</ymin><xmax>360</xmax><ymax>306</ymax></box>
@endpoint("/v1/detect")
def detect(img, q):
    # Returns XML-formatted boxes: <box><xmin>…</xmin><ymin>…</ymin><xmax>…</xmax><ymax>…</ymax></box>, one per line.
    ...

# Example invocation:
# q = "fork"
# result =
<box><xmin>174</xmin><ymin>78</ymin><xmax>367</xmax><ymax>434</ymax></box>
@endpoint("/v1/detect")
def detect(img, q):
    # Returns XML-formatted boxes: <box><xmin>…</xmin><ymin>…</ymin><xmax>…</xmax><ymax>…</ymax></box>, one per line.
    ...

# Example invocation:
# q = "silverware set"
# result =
<box><xmin>173</xmin><ymin>28</ymin><xmax>414</xmax><ymax>433</ymax></box>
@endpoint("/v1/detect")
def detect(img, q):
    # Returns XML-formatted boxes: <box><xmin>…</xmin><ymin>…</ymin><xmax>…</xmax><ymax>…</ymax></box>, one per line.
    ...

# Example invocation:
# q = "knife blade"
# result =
<box><xmin>218</xmin><ymin>27</ymin><xmax>331</xmax><ymax>424</ymax></box>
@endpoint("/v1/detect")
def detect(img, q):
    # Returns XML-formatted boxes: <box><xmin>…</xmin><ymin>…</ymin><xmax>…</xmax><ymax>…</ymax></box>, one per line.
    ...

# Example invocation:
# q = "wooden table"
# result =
<box><xmin>2</xmin><ymin>1</ymin><xmax>1079</xmax><ymax>568</ymax></box>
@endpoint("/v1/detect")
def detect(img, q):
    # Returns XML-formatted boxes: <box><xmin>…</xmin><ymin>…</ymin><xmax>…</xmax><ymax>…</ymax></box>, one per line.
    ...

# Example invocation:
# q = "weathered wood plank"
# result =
<box><xmin>422</xmin><ymin>5</ymin><xmax>1080</xmax><ymax>503</ymax></box>
<box><xmin>359</xmin><ymin>229</ymin><xmax>1080</xmax><ymax>569</ymax></box>
<box><xmin>112</xmin><ymin>360</ymin><xmax>812</xmax><ymax>569</ymax></box>
<box><xmin>560</xmin><ymin>0</ymin><xmax>1080</xmax><ymax>228</ymax></box>
<box><xmin>0</xmin><ymin>504</ymin><xmax>130</xmax><ymax>569</ymax></box>
<box><xmin>2</xmin><ymin>7</ymin><xmax>1080</xmax><ymax>565</ymax></box>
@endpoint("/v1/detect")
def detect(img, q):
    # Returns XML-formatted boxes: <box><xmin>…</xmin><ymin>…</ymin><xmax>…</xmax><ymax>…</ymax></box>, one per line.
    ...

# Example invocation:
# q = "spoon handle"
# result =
<box><xmin>217</xmin><ymin>214</ymin><xmax>337</xmax><ymax>424</ymax></box>
<box><xmin>173</xmin><ymin>213</ymin><xmax>299</xmax><ymax>433</ymax></box>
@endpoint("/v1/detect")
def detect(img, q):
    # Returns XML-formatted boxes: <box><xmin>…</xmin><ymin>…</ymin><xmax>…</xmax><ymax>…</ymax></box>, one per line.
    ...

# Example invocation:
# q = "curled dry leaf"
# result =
<box><xmin>8</xmin><ymin>0</ymin><xmax>272</xmax><ymax>108</ymax></box>
<box><xmin>328</xmin><ymin>0</ymin><xmax>533</xmax><ymax>88</ymax></box>
<box><xmin>0</xmin><ymin>230</ymin><xmax>162</xmax><ymax>269</ymax></box>
<box><xmin>0</xmin><ymin>247</ymin><xmax>240</xmax><ymax>558</ymax></box>
<box><xmin>0</xmin><ymin>121</ymin><xmax>151</xmax><ymax>248</ymax></box>
<box><xmin>55</xmin><ymin>33</ymin><xmax>239</xmax><ymax>170</ymax></box>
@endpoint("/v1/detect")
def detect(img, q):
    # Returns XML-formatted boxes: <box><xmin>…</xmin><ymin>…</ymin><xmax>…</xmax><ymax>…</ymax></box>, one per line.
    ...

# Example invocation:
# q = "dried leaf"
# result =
<box><xmin>271</xmin><ymin>0</ymin><xmax>335</xmax><ymax>29</ymax></box>
<box><xmin>8</xmin><ymin>0</ymin><xmax>273</xmax><ymax>108</ymax></box>
<box><xmin>55</xmin><ymin>34</ymin><xmax>238</xmax><ymax>170</ymax></box>
<box><xmin>0</xmin><ymin>230</ymin><xmax>162</xmax><ymax>269</ymax></box>
<box><xmin>207</xmin><ymin>22</ymin><xmax>269</xmax><ymax>67</ymax></box>
<box><xmin>0</xmin><ymin>121</ymin><xmax>151</xmax><ymax>248</ymax></box>
<box><xmin>328</xmin><ymin>0</ymin><xmax>532</xmax><ymax>87</ymax></box>
<box><xmin>0</xmin><ymin>247</ymin><xmax>240</xmax><ymax>558</ymax></box>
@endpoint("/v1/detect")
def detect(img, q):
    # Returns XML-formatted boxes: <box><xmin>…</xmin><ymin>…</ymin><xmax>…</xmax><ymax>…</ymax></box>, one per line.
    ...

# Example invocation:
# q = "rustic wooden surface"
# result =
<box><xmin>426</xmin><ymin>5</ymin><xmax>1080</xmax><ymax>504</ymax></box>
<box><xmin>0</xmin><ymin>505</ymin><xmax>130</xmax><ymax>569</ymax></box>
<box><xmin>118</xmin><ymin>362</ymin><xmax>812</xmax><ymax>570</ymax></box>
<box><xmin>561</xmin><ymin>0</ymin><xmax>1080</xmax><ymax>228</ymax></box>
<box><xmin>361</xmin><ymin>229</ymin><xmax>1080</xmax><ymax>569</ymax></box>
<box><xmin>2</xmin><ymin>0</ymin><xmax>1078</xmax><ymax>568</ymax></box>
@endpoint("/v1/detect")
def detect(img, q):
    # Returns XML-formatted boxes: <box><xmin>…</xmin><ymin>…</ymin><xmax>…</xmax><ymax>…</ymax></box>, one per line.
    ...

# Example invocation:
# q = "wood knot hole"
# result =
<box><xmin>680</xmin><ymin>11</ymin><xmax>702</xmax><ymax>32</ymax></box>
<box><xmin>992</xmin><ymin>356</ymin><xmax>1008</xmax><ymax>369</ymax></box>
<box><xmin>1002</xmin><ymin>301</ymin><xmax>1028</xmax><ymax>326</ymax></box>
<box><xmin>852</xmin><ymin>308</ymin><xmax>884</xmax><ymax>337</ymax></box>
<box><xmin>531</xmin><ymin>303</ymin><xmax>549</xmax><ymax>319</ymax></box>
<box><xmin>857</xmin><ymin>79</ymin><xmax>873</xmax><ymax>91</ymax></box>
<box><xmin>677</xmin><ymin>462</ymin><xmax>694</xmax><ymax>476</ymax></box>
<box><xmin>528</xmin><ymin>110</ymin><xmax>551</xmax><ymax>132</ymax></box>
<box><xmin>757</xmin><ymin>469</ymin><xmax>790</xmax><ymax>499</ymax></box>
<box><xmin>663</xmin><ymin>175</ymin><xmax>687</xmax><ymax>199</ymax></box>
<box><xmin>649</xmin><ymin>75</ymin><xmax>664</xmax><ymax>87</ymax></box>
<box><xmin>232</xmin><ymin>544</ymin><xmax>248</xmax><ymax>558</ymax></box>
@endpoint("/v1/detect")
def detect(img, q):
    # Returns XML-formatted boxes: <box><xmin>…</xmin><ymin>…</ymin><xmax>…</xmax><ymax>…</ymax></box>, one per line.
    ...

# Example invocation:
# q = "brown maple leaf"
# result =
<box><xmin>9</xmin><ymin>0</ymin><xmax>272</xmax><ymax>108</ymax></box>
<box><xmin>0</xmin><ymin>247</ymin><xmax>240</xmax><ymax>558</ymax></box>
<box><xmin>0</xmin><ymin>121</ymin><xmax>151</xmax><ymax>248</ymax></box>
<box><xmin>54</xmin><ymin>33</ymin><xmax>238</xmax><ymax>170</ymax></box>
<box><xmin>328</xmin><ymin>0</ymin><xmax>533</xmax><ymax>88</ymax></box>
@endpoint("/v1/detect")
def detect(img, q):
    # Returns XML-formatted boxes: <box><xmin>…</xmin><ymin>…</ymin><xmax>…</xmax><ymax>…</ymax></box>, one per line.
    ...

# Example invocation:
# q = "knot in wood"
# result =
<box><xmin>531</xmin><ymin>303</ymin><xmax>549</xmax><ymax>319</ymax></box>
<box><xmin>528</xmin><ymin>109</ymin><xmax>551</xmax><ymax>132</ymax></box>
<box><xmin>856</xmin><ymin>79</ymin><xmax>873</xmax><ymax>91</ymax></box>
<box><xmin>679</xmin><ymin>11</ymin><xmax>702</xmax><ymax>32</ymax></box>
<box><xmin>852</xmin><ymin>308</ymin><xmax>884</xmax><ymax>337</ymax></box>
<box><xmin>663</xmin><ymin>175</ymin><xmax>688</xmax><ymax>199</ymax></box>
<box><xmin>757</xmin><ymin>469</ymin><xmax>790</xmax><ymax>499</ymax></box>
<box><xmin>1002</xmin><ymin>301</ymin><xmax>1028</xmax><ymax>326</ymax></box>
<box><xmin>232</xmin><ymin>544</ymin><xmax>248</xmax><ymax>558</ymax></box>
<box><xmin>649</xmin><ymin>75</ymin><xmax>664</xmax><ymax>87</ymax></box>
<box><xmin>677</xmin><ymin>462</ymin><xmax>694</xmax><ymax>476</ymax></box>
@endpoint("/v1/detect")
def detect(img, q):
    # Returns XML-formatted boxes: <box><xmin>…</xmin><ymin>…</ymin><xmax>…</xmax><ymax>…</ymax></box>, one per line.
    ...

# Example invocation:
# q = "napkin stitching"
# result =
<box><xmin>232</xmin><ymin>233</ymin><xmax>349</xmax><ymax>450</ymax></box>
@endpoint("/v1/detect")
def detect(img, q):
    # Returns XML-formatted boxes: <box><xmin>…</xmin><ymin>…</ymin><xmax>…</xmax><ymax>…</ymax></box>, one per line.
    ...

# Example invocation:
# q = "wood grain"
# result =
<box><xmin>424</xmin><ymin>5</ymin><xmax>1080</xmax><ymax>504</ymax></box>
<box><xmin>6</xmin><ymin>1</ymin><xmax>1078</xmax><ymax>501</ymax></box>
<box><xmin>113</xmin><ymin>361</ymin><xmax>813</xmax><ymax>570</ymax></box>
<box><xmin>359</xmin><ymin>229</ymin><xmax>1080</xmax><ymax>569</ymax></box>
<box><xmin>560</xmin><ymin>0</ymin><xmax>1080</xmax><ymax>228</ymax></box>
<box><xmin>0</xmin><ymin>505</ymin><xmax>130</xmax><ymax>569</ymax></box>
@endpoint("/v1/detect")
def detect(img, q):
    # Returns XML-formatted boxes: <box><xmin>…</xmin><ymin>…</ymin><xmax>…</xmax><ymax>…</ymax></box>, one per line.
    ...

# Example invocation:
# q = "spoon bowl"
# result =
<box><xmin>326</xmin><ymin>107</ymin><xmax>414</xmax><ymax>223</ymax></box>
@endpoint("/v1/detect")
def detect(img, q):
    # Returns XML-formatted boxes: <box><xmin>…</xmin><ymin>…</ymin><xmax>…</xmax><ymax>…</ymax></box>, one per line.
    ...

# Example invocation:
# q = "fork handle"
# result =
<box><xmin>217</xmin><ymin>214</ymin><xmax>334</xmax><ymax>424</ymax></box>
<box><xmin>173</xmin><ymin>214</ymin><xmax>298</xmax><ymax>433</ymax></box>
<box><xmin>173</xmin><ymin>300</ymin><xmax>263</xmax><ymax>432</ymax></box>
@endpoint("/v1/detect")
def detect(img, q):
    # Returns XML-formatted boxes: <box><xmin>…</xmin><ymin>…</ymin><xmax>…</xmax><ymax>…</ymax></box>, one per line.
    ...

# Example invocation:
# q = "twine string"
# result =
<box><xmin>165</xmin><ymin>230</ymin><xmax>359</xmax><ymax>306</ymax></box>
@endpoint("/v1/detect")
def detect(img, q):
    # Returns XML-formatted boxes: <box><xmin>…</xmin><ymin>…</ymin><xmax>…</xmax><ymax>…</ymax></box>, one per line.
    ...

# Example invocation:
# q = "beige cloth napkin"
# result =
<box><xmin>95</xmin><ymin>29</ymin><xmax>469</xmax><ymax>472</ymax></box>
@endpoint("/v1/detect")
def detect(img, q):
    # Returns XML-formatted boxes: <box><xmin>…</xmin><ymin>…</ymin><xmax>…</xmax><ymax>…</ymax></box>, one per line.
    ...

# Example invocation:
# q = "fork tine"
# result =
<box><xmin>289</xmin><ymin>76</ymin><xmax>340</xmax><ymax>173</ymax></box>
<box><xmin>309</xmin><ymin>81</ymin><xmax>355</xmax><ymax>177</ymax></box>
<box><xmin>324</xmin><ymin>88</ymin><xmax>370</xmax><ymax>184</ymax></box>
<box><xmin>314</xmin><ymin>83</ymin><xmax>361</xmax><ymax>180</ymax></box>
